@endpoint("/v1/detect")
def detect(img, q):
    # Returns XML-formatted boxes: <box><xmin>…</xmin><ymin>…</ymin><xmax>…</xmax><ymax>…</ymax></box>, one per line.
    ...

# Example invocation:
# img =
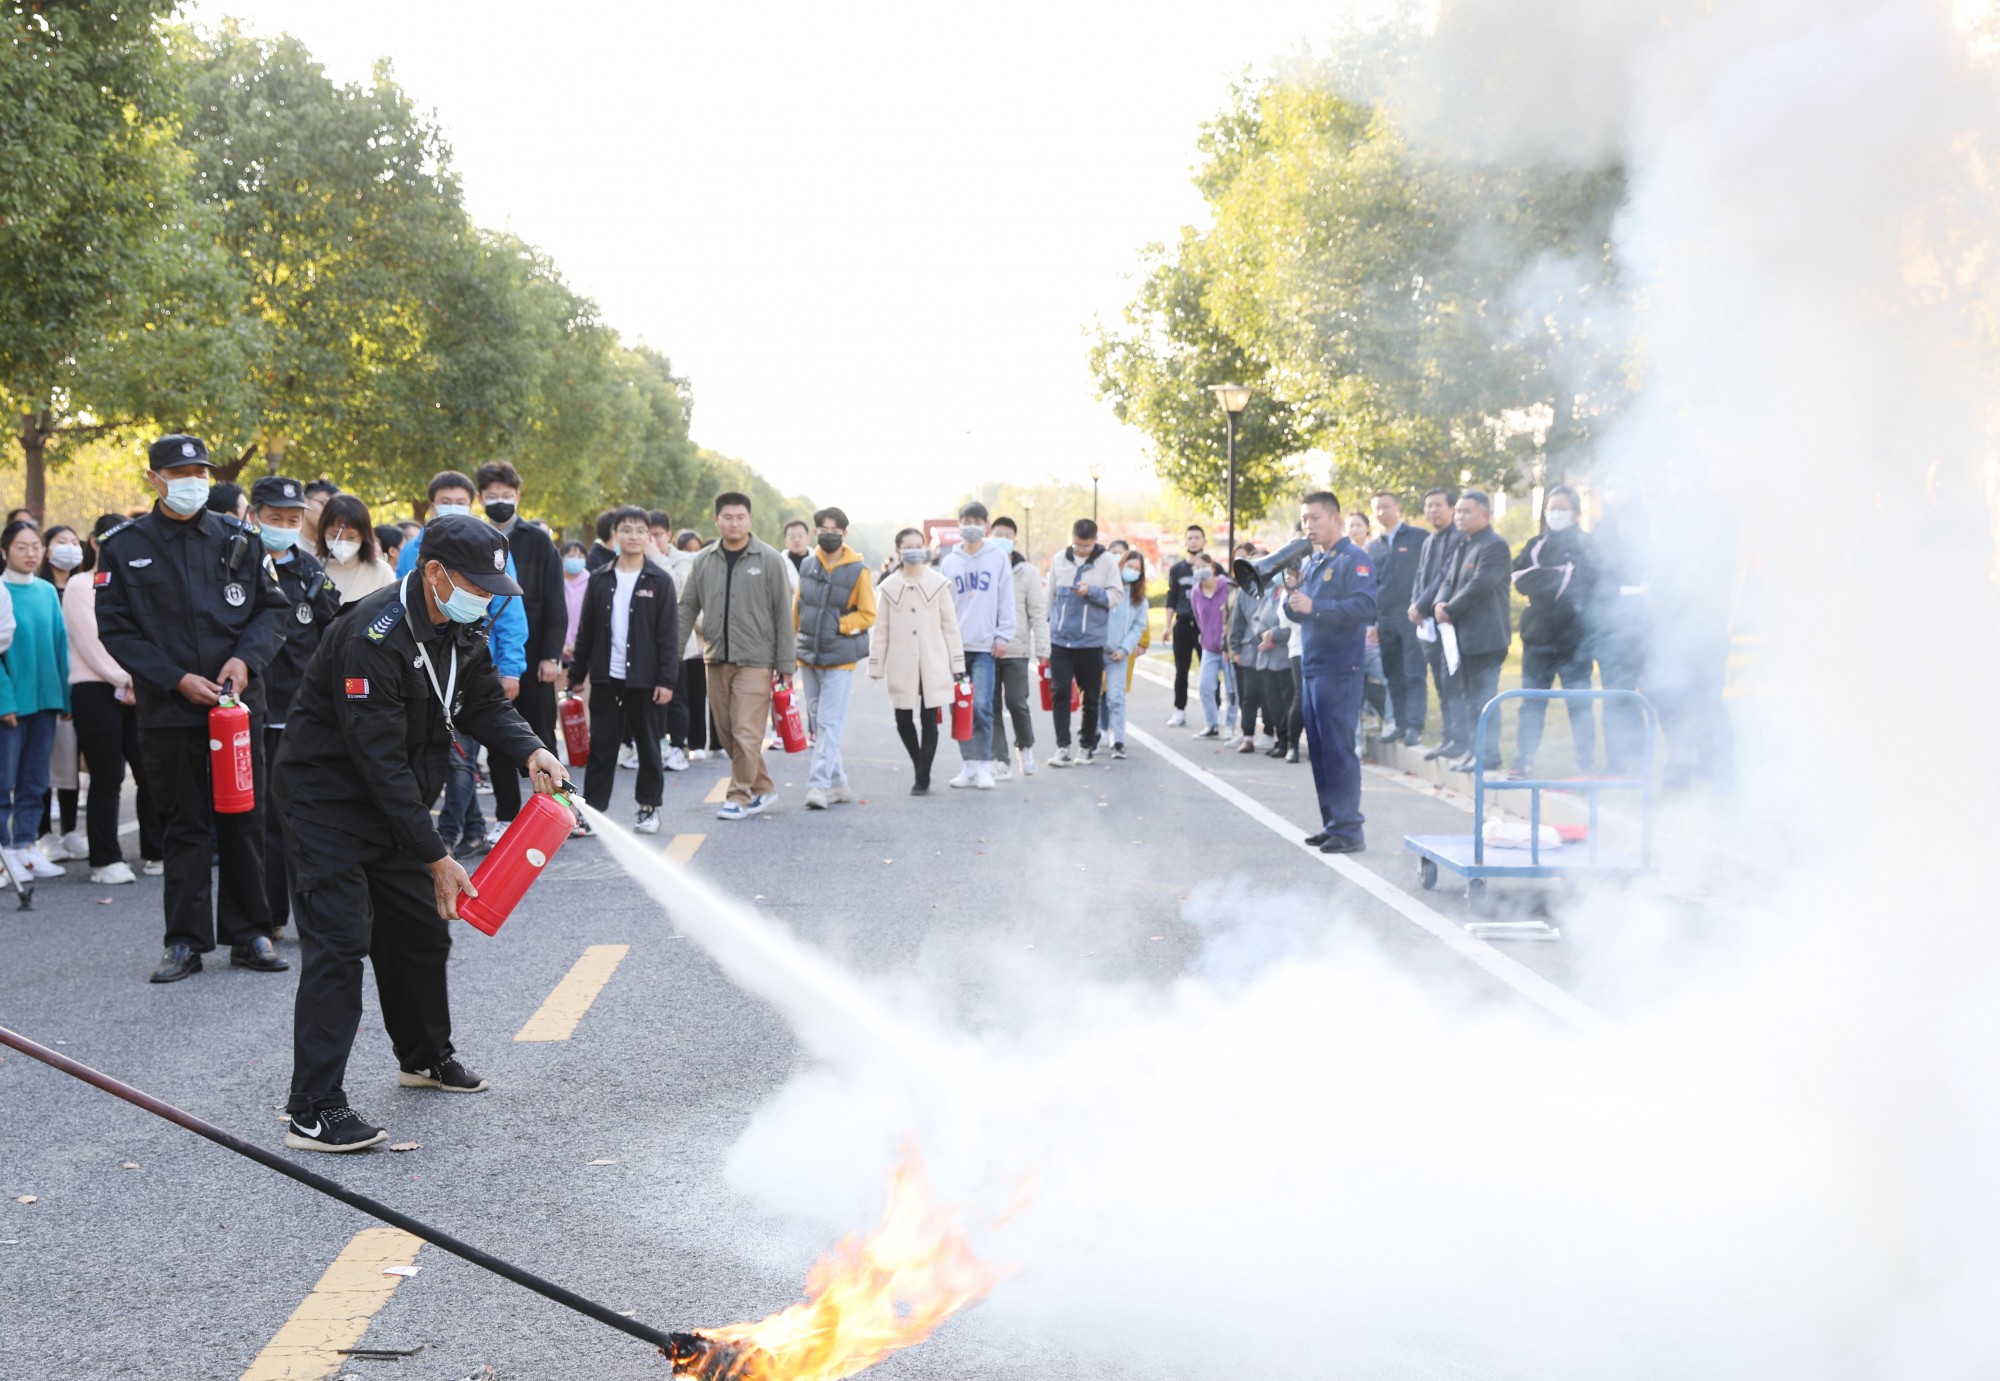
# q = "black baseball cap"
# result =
<box><xmin>421</xmin><ymin>513</ymin><xmax>522</xmax><ymax>596</ymax></box>
<box><xmin>249</xmin><ymin>476</ymin><xmax>307</xmax><ymax>510</ymax></box>
<box><xmin>148</xmin><ymin>434</ymin><xmax>214</xmax><ymax>469</ymax></box>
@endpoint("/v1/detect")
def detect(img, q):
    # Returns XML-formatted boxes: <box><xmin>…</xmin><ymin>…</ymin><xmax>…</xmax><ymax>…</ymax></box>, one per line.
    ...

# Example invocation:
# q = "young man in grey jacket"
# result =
<box><xmin>676</xmin><ymin>491</ymin><xmax>798</xmax><ymax>818</ymax></box>
<box><xmin>987</xmin><ymin>515</ymin><xmax>1049</xmax><ymax>779</ymax></box>
<box><xmin>937</xmin><ymin>502</ymin><xmax>1016</xmax><ymax>790</ymax></box>
<box><xmin>1045</xmin><ymin>518</ymin><xmax>1118</xmax><ymax>767</ymax></box>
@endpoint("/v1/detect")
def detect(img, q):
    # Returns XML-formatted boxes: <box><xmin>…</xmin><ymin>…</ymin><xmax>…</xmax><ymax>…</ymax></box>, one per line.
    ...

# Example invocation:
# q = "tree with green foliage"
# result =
<box><xmin>0</xmin><ymin>0</ymin><xmax>250</xmax><ymax>517</ymax></box>
<box><xmin>1095</xmin><ymin>63</ymin><xmax>1627</xmax><ymax>505</ymax></box>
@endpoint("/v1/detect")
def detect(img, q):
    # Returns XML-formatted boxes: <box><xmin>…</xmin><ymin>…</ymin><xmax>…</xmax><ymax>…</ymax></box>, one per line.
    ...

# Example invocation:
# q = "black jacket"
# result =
<box><xmin>1511</xmin><ymin>527</ymin><xmax>1595</xmax><ymax>654</ymax></box>
<box><xmin>502</xmin><ymin>521</ymin><xmax>566</xmax><ymax>666</ymax></box>
<box><xmin>274</xmin><ymin>578</ymin><xmax>544</xmax><ymax>870</ymax></box>
<box><xmin>1366</xmin><ymin>521</ymin><xmax>1428</xmax><ymax>625</ymax></box>
<box><xmin>95</xmin><ymin>506</ymin><xmax>291</xmax><ymax>729</ymax></box>
<box><xmin>266</xmin><ymin>547</ymin><xmax>344</xmax><ymax>725</ymax></box>
<box><xmin>1410</xmin><ymin>525</ymin><xmax>1463</xmax><ymax>619</ymax></box>
<box><xmin>1437</xmin><ymin>526</ymin><xmax>1513</xmax><ymax>658</ymax></box>
<box><xmin>568</xmin><ymin>562</ymin><xmax>681</xmax><ymax>691</ymax></box>
<box><xmin>1166</xmin><ymin>558</ymin><xmax>1198</xmax><ymax>618</ymax></box>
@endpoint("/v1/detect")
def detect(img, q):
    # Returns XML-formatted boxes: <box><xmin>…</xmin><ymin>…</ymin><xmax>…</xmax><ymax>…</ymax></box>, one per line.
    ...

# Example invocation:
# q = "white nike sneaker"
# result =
<box><xmin>22</xmin><ymin>848</ymin><xmax>65</xmax><ymax>880</ymax></box>
<box><xmin>37</xmin><ymin>833</ymin><xmax>71</xmax><ymax>862</ymax></box>
<box><xmin>948</xmin><ymin>764</ymin><xmax>978</xmax><ymax>789</ymax></box>
<box><xmin>990</xmin><ymin>758</ymin><xmax>1015</xmax><ymax>782</ymax></box>
<box><xmin>1166</xmin><ymin>710</ymin><xmax>1187</xmax><ymax>727</ymax></box>
<box><xmin>61</xmin><ymin>830</ymin><xmax>89</xmax><ymax>859</ymax></box>
<box><xmin>1020</xmin><ymin>747</ymin><xmax>1037</xmax><ymax>775</ymax></box>
<box><xmin>973</xmin><ymin>763</ymin><xmax>995</xmax><ymax>790</ymax></box>
<box><xmin>662</xmin><ymin>745</ymin><xmax>691</xmax><ymax>772</ymax></box>
<box><xmin>90</xmin><ymin>861</ymin><xmax>137</xmax><ymax>885</ymax></box>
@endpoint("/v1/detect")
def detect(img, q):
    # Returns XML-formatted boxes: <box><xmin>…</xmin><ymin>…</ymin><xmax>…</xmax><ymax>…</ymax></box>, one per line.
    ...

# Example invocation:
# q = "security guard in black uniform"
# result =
<box><xmin>1285</xmin><ymin>491</ymin><xmax>1378</xmax><ymax>854</ymax></box>
<box><xmin>248</xmin><ymin>476</ymin><xmax>343</xmax><ymax>931</ymax></box>
<box><xmin>96</xmin><ymin>435</ymin><xmax>292</xmax><ymax>983</ymax></box>
<box><xmin>277</xmin><ymin>515</ymin><xmax>569</xmax><ymax>1153</ymax></box>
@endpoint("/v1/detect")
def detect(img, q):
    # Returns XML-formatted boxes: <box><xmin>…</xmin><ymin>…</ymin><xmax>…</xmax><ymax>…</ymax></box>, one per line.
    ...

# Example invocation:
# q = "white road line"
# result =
<box><xmin>1125</xmin><ymin>724</ymin><xmax>1612</xmax><ymax>1034</ymax></box>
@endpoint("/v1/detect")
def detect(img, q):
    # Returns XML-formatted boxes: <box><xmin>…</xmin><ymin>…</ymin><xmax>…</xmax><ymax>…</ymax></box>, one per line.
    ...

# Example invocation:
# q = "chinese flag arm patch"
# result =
<box><xmin>94</xmin><ymin>570</ymin><xmax>111</xmax><ymax>586</ymax></box>
<box><xmin>1356</xmin><ymin>566</ymin><xmax>1372</xmax><ymax>577</ymax></box>
<box><xmin>344</xmin><ymin>678</ymin><xmax>370</xmax><ymax>699</ymax></box>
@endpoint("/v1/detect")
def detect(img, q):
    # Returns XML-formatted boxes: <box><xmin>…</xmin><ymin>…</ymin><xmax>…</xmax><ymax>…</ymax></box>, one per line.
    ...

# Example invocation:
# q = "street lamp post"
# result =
<box><xmin>1088</xmin><ymin>465</ymin><xmax>1101</xmax><ymax>525</ymax></box>
<box><xmin>1022</xmin><ymin>496</ymin><xmax>1035</xmax><ymax>559</ymax></box>
<box><xmin>1209</xmin><ymin>383</ymin><xmax>1252</xmax><ymax>559</ymax></box>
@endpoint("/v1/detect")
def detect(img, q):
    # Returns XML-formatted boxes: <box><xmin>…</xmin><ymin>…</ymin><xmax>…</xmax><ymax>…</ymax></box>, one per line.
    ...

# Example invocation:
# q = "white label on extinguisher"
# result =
<box><xmin>209</xmin><ymin>739</ymin><xmax>222</xmax><ymax>752</ymax></box>
<box><xmin>232</xmin><ymin>730</ymin><xmax>253</xmax><ymax>790</ymax></box>
<box><xmin>525</xmin><ymin>848</ymin><xmax>548</xmax><ymax>868</ymax></box>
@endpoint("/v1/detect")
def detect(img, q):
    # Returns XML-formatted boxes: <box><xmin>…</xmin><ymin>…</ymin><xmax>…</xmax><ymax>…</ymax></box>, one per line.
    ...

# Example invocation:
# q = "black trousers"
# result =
<box><xmin>491</xmin><ymin>677</ymin><xmax>558</xmax><ymax>822</ymax></box>
<box><xmin>584</xmin><ymin>679</ymin><xmax>664</xmax><ymax>811</ymax></box>
<box><xmin>1376</xmin><ymin>616</ymin><xmax>1427</xmax><ymax>735</ymax></box>
<box><xmin>284</xmin><ymin>821</ymin><xmax>453</xmax><ymax>1114</ymax></box>
<box><xmin>1450</xmin><ymin>650</ymin><xmax>1507</xmax><ymax>767</ymax></box>
<box><xmin>676</xmin><ymin>657</ymin><xmax>721</xmax><ymax>750</ymax></box>
<box><xmin>1171</xmin><ymin>614</ymin><xmax>1200</xmax><ymax>710</ymax></box>
<box><xmin>989</xmin><ymin>657</ymin><xmax>1035</xmax><ymax>758</ymax></box>
<box><xmin>139</xmin><ymin>718</ymin><xmax>272</xmax><ymax>953</ymax></box>
<box><xmin>1282</xmin><ymin>659</ymin><xmax>1305</xmax><ymax>749</ymax></box>
<box><xmin>1518</xmin><ymin>643</ymin><xmax>1595</xmax><ymax>770</ymax></box>
<box><xmin>895</xmin><ymin>698</ymin><xmax>939</xmax><ymax>785</ymax></box>
<box><xmin>71</xmin><ymin>682</ymin><xmax>152</xmax><ymax>867</ymax></box>
<box><xmin>1260</xmin><ymin>662</ymin><xmax>1296</xmax><ymax>743</ymax></box>
<box><xmin>1050</xmin><ymin>645</ymin><xmax>1106</xmax><ymax>750</ymax></box>
<box><xmin>264</xmin><ymin>726</ymin><xmax>294</xmax><ymax>926</ymax></box>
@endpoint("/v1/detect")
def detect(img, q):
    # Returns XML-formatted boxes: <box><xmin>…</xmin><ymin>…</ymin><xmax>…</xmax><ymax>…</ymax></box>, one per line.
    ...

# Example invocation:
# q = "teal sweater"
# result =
<box><xmin>0</xmin><ymin>577</ymin><xmax>70</xmax><ymax>718</ymax></box>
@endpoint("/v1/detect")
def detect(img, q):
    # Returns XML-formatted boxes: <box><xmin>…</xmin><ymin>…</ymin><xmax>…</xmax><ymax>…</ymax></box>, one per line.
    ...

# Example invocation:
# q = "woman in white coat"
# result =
<box><xmin>869</xmin><ymin>530</ymin><xmax>966</xmax><ymax>794</ymax></box>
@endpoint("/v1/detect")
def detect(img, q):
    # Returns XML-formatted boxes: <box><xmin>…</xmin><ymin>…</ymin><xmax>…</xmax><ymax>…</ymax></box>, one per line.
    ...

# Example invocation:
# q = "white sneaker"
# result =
<box><xmin>142</xmin><ymin>858</ymin><xmax>164</xmax><ymax>877</ymax></box>
<box><xmin>634</xmin><ymin>807</ymin><xmax>660</xmax><ymax>835</ymax></box>
<box><xmin>61</xmin><ymin>830</ymin><xmax>89</xmax><ymax>859</ymax></box>
<box><xmin>1020</xmin><ymin>747</ymin><xmax>1037</xmax><ymax>775</ymax></box>
<box><xmin>687</xmin><ymin>748</ymin><xmax>709</xmax><ymax>761</ymax></box>
<box><xmin>948</xmin><ymin>764</ymin><xmax>977</xmax><ymax>788</ymax></box>
<box><xmin>23</xmin><ymin>848</ymin><xmax>65</xmax><ymax>880</ymax></box>
<box><xmin>990</xmin><ymin>758</ymin><xmax>1014</xmax><ymax>781</ymax></box>
<box><xmin>1166</xmin><ymin>710</ymin><xmax>1187</xmax><ymax>727</ymax></box>
<box><xmin>619</xmin><ymin>744</ymin><xmax>640</xmax><ymax>770</ymax></box>
<box><xmin>662</xmin><ymin>746</ymin><xmax>690</xmax><ymax>772</ymax></box>
<box><xmin>973</xmin><ymin>763</ymin><xmax>995</xmax><ymax>790</ymax></box>
<box><xmin>746</xmin><ymin>792</ymin><xmax>776</xmax><ymax>815</ymax></box>
<box><xmin>804</xmin><ymin>787</ymin><xmax>829</xmax><ymax>810</ymax></box>
<box><xmin>828</xmin><ymin>783</ymin><xmax>855</xmax><ymax>804</ymax></box>
<box><xmin>1048</xmin><ymin>748</ymin><xmax>1074</xmax><ymax>769</ymax></box>
<box><xmin>90</xmin><ymin>861</ymin><xmax>137</xmax><ymax>885</ymax></box>
<box><xmin>485</xmin><ymin>820</ymin><xmax>507</xmax><ymax>846</ymax></box>
<box><xmin>37</xmin><ymin>833</ymin><xmax>71</xmax><ymax>862</ymax></box>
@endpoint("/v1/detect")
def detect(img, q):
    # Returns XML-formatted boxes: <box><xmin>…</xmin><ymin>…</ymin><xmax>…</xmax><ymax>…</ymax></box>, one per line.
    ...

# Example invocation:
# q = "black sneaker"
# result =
<box><xmin>1111</xmin><ymin>743</ymin><xmax>1126</xmax><ymax>759</ymax></box>
<box><xmin>1424</xmin><ymin>740</ymin><xmax>1463</xmax><ymax>762</ymax></box>
<box><xmin>1319</xmin><ymin>836</ymin><xmax>1366</xmax><ymax>855</ymax></box>
<box><xmin>397</xmin><ymin>1058</ymin><xmax>490</xmax><ymax>1093</ymax></box>
<box><xmin>285</xmin><ymin>1105</ymin><xmax>389</xmax><ymax>1153</ymax></box>
<box><xmin>452</xmin><ymin>833</ymin><xmax>491</xmax><ymax>863</ymax></box>
<box><xmin>1304</xmin><ymin>831</ymin><xmax>1331</xmax><ymax>847</ymax></box>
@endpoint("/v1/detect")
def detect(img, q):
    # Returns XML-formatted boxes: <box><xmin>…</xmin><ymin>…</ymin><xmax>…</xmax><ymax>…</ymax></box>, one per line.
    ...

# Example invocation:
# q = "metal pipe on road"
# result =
<box><xmin>0</xmin><ymin>1023</ymin><xmax>690</xmax><ymax>1360</ymax></box>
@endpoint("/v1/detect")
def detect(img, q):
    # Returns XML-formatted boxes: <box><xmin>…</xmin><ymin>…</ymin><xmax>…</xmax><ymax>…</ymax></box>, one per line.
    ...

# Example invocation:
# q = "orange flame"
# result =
<box><xmin>674</xmin><ymin>1155</ymin><xmax>1001</xmax><ymax>1381</ymax></box>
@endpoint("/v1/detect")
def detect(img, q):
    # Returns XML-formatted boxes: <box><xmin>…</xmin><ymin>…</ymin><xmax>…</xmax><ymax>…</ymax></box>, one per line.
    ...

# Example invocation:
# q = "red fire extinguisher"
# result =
<box><xmin>1070</xmin><ymin>677</ymin><xmax>1083</xmax><ymax>712</ymax></box>
<box><xmin>460</xmin><ymin>791</ymin><xmax>578</xmax><ymax>936</ymax></box>
<box><xmin>950</xmin><ymin>677</ymin><xmax>975</xmax><ymax>742</ymax></box>
<box><xmin>559</xmin><ymin>691</ymin><xmax>590</xmax><ymax>767</ymax></box>
<box><xmin>772</xmin><ymin>673</ymin><xmax>808</xmax><ymax>753</ymax></box>
<box><xmin>209</xmin><ymin>690</ymin><xmax>255</xmax><ymax>815</ymax></box>
<box><xmin>1037</xmin><ymin>660</ymin><xmax>1053</xmax><ymax>711</ymax></box>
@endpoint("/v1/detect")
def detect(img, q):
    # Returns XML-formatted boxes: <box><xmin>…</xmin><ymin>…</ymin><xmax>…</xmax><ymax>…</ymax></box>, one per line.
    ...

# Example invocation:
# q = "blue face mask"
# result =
<box><xmin>1121</xmin><ymin>567</ymin><xmax>1140</xmax><ymax>583</ymax></box>
<box><xmin>563</xmin><ymin>555</ymin><xmax>587</xmax><ymax>576</ymax></box>
<box><xmin>432</xmin><ymin>503</ymin><xmax>472</xmax><ymax>520</ymax></box>
<box><xmin>900</xmin><ymin>548</ymin><xmax>929</xmax><ymax>565</ymax></box>
<box><xmin>259</xmin><ymin>525</ymin><xmax>299</xmax><ymax>553</ymax></box>
<box><xmin>988</xmin><ymin>537</ymin><xmax>1014</xmax><ymax>555</ymax></box>
<box><xmin>435</xmin><ymin>575</ymin><xmax>492</xmax><ymax>624</ymax></box>
<box><xmin>163</xmin><ymin>476</ymin><xmax>211</xmax><ymax>517</ymax></box>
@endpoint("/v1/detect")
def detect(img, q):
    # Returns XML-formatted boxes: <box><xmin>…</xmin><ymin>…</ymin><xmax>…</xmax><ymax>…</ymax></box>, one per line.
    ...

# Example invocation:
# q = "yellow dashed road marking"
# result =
<box><xmin>663</xmin><ymin>833</ymin><xmax>704</xmax><ymax>866</ymax></box>
<box><xmin>514</xmin><ymin>944</ymin><xmax>630</xmax><ymax>1043</ymax></box>
<box><xmin>703</xmin><ymin>777</ymin><xmax>730</xmax><ymax>804</ymax></box>
<box><xmin>239</xmin><ymin>1227</ymin><xmax>421</xmax><ymax>1380</ymax></box>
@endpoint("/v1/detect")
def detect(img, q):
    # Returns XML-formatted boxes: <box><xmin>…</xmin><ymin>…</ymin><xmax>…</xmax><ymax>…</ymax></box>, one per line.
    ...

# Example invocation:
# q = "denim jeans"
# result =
<box><xmin>1102</xmin><ymin>662</ymin><xmax>1128</xmax><ymax>745</ymax></box>
<box><xmin>0</xmin><ymin>710</ymin><xmax>56</xmax><ymax>849</ymax></box>
<box><xmin>1197</xmin><ymin>651</ymin><xmax>1237</xmax><ymax>732</ymax></box>
<box><xmin>436</xmin><ymin>730</ymin><xmax>486</xmax><ymax>845</ymax></box>
<box><xmin>800</xmin><ymin>665</ymin><xmax>853</xmax><ymax>791</ymax></box>
<box><xmin>959</xmin><ymin>651</ymin><xmax>996</xmax><ymax>761</ymax></box>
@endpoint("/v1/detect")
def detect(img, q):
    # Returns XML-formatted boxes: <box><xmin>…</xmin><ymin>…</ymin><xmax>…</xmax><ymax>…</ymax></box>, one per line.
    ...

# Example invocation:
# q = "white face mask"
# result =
<box><xmin>163</xmin><ymin>475</ymin><xmax>211</xmax><ymax>516</ymax></box>
<box><xmin>48</xmin><ymin>543</ymin><xmax>84</xmax><ymax>570</ymax></box>
<box><xmin>327</xmin><ymin>538</ymin><xmax>361</xmax><ymax>564</ymax></box>
<box><xmin>1545</xmin><ymin>509</ymin><xmax>1576</xmax><ymax>532</ymax></box>
<box><xmin>432</xmin><ymin>502</ymin><xmax>472</xmax><ymax>520</ymax></box>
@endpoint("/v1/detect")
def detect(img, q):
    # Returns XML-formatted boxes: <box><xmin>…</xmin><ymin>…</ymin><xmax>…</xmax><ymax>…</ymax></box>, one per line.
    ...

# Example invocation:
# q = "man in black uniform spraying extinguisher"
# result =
<box><xmin>276</xmin><ymin>515</ymin><xmax>570</xmax><ymax>1153</ymax></box>
<box><xmin>96</xmin><ymin>435</ymin><xmax>293</xmax><ymax>984</ymax></box>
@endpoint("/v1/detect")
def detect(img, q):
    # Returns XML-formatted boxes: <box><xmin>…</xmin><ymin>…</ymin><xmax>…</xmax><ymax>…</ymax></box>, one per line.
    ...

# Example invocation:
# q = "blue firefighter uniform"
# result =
<box><xmin>1286</xmin><ymin>537</ymin><xmax>1378</xmax><ymax>848</ymax></box>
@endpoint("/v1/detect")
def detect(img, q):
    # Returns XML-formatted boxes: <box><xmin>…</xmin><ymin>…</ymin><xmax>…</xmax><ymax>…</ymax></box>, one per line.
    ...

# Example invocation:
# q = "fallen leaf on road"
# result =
<box><xmin>14</xmin><ymin>1196</ymin><xmax>35</xmax><ymax>1204</ymax></box>
<box><xmin>95</xmin><ymin>897</ymin><xmax>114</xmax><ymax>905</ymax></box>
<box><xmin>381</xmin><ymin>1264</ymin><xmax>420</xmax><ymax>1277</ymax></box>
<box><xmin>882</xmin><ymin>858</ymin><xmax>893</xmax><ymax>864</ymax></box>
<box><xmin>388</xmin><ymin>1142</ymin><xmax>421</xmax><ymax>1153</ymax></box>
<box><xmin>587</xmin><ymin>1158</ymin><xmax>618</xmax><ymax>1166</ymax></box>
<box><xmin>1150</xmin><ymin>935</ymin><xmax>1164</xmax><ymax>941</ymax></box>
<box><xmin>120</xmin><ymin>1162</ymin><xmax>140</xmax><ymax>1171</ymax></box>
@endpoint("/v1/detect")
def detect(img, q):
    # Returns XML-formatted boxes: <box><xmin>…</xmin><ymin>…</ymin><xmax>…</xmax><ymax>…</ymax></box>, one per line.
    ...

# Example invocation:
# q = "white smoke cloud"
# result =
<box><xmin>607</xmin><ymin>3</ymin><xmax>2000</xmax><ymax>1376</ymax></box>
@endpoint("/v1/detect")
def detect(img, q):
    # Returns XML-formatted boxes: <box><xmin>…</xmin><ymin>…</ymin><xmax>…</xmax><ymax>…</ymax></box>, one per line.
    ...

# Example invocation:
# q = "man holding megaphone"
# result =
<box><xmin>1284</xmin><ymin>492</ymin><xmax>1378</xmax><ymax>854</ymax></box>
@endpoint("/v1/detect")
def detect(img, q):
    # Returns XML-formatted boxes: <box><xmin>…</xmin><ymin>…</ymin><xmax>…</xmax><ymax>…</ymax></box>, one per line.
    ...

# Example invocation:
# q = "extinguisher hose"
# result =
<box><xmin>0</xmin><ymin>1024</ymin><xmax>691</xmax><ymax>1357</ymax></box>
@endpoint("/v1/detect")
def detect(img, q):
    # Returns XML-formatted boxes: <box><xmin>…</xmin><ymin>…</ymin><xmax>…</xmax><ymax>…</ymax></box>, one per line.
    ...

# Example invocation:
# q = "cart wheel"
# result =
<box><xmin>1418</xmin><ymin>858</ymin><xmax>1438</xmax><ymax>891</ymax></box>
<box><xmin>1465</xmin><ymin>879</ymin><xmax>1491</xmax><ymax>917</ymax></box>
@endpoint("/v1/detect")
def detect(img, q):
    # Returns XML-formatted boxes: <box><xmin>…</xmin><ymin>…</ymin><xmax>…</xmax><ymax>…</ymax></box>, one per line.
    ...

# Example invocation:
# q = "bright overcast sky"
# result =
<box><xmin>184</xmin><ymin>2</ymin><xmax>1364</xmax><ymax>518</ymax></box>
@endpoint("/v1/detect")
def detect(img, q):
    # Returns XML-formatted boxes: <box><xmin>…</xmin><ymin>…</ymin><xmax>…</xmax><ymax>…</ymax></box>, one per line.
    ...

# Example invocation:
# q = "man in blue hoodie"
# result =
<box><xmin>937</xmin><ymin>502</ymin><xmax>1015</xmax><ymax>790</ymax></box>
<box><xmin>1045</xmin><ymin>517</ymin><xmax>1117</xmax><ymax>767</ymax></box>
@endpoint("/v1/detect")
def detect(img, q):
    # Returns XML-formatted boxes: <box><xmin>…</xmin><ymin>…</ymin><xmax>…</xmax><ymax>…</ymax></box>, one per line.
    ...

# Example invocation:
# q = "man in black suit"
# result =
<box><xmin>1409</xmin><ymin>488</ymin><xmax>1465</xmax><ymax>760</ymax></box>
<box><xmin>1367</xmin><ymin>491</ymin><xmax>1428</xmax><ymax>747</ymax></box>
<box><xmin>1432</xmin><ymin>491</ymin><xmax>1513</xmax><ymax>773</ymax></box>
<box><xmin>475</xmin><ymin>462</ymin><xmax>565</xmax><ymax>826</ymax></box>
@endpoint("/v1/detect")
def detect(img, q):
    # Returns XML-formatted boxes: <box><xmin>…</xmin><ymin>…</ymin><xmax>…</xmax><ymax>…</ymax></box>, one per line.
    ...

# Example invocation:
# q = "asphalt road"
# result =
<box><xmin>0</xmin><ymin>654</ymin><xmax>1642</xmax><ymax>1380</ymax></box>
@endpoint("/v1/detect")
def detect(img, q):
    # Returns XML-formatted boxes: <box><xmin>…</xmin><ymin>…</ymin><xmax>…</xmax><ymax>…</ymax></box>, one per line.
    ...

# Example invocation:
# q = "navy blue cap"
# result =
<box><xmin>148</xmin><ymin>434</ymin><xmax>213</xmax><ymax>469</ymax></box>
<box><xmin>249</xmin><ymin>476</ymin><xmax>307</xmax><ymax>510</ymax></box>
<box><xmin>421</xmin><ymin>513</ymin><xmax>522</xmax><ymax>596</ymax></box>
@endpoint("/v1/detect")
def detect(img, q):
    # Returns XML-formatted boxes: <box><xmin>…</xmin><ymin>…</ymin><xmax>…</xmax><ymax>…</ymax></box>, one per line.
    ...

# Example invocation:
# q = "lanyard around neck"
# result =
<box><xmin>402</xmin><ymin>574</ymin><xmax>460</xmax><ymax>737</ymax></box>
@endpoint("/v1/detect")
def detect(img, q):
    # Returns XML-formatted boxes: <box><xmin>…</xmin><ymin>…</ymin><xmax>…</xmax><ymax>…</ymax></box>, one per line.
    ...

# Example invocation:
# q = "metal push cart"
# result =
<box><xmin>1403</xmin><ymin>689</ymin><xmax>1657</xmax><ymax>936</ymax></box>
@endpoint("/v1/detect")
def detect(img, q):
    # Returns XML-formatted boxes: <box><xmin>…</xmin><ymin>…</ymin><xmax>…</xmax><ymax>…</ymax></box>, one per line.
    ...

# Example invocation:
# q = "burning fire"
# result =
<box><xmin>666</xmin><ymin>1154</ymin><xmax>1002</xmax><ymax>1381</ymax></box>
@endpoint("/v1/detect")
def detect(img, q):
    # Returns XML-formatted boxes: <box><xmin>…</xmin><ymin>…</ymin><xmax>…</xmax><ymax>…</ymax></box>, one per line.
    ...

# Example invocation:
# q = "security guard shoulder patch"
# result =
<box><xmin>364</xmin><ymin>603</ymin><xmax>406</xmax><ymax>643</ymax></box>
<box><xmin>1356</xmin><ymin>565</ymin><xmax>1371</xmax><ymax>577</ymax></box>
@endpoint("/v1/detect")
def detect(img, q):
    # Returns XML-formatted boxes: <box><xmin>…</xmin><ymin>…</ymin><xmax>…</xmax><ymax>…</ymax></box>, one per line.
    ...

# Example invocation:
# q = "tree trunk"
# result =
<box><xmin>18</xmin><ymin>410</ymin><xmax>51</xmax><ymax>523</ymax></box>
